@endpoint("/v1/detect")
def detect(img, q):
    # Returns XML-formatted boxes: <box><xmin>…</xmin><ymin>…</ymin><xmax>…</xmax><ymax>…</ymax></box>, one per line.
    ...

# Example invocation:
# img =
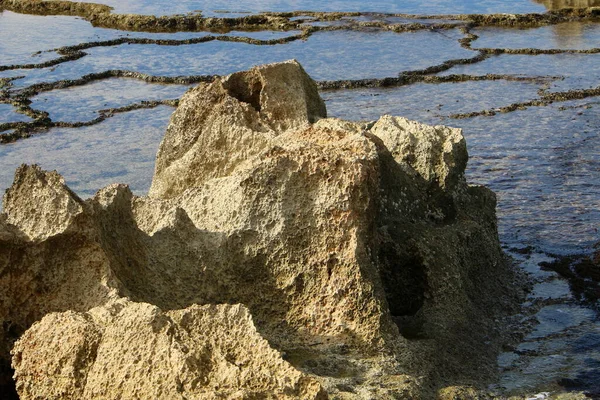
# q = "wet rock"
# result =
<box><xmin>539</xmin><ymin>245</ymin><xmax>600</xmax><ymax>307</ymax></box>
<box><xmin>1</xmin><ymin>61</ymin><xmax>523</xmax><ymax>398</ymax></box>
<box><xmin>0</xmin><ymin>0</ymin><xmax>295</xmax><ymax>33</ymax></box>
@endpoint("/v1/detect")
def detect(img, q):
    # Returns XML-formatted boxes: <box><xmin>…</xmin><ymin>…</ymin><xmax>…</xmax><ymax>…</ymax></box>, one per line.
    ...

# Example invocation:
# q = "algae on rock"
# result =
<box><xmin>1</xmin><ymin>60</ymin><xmax>522</xmax><ymax>399</ymax></box>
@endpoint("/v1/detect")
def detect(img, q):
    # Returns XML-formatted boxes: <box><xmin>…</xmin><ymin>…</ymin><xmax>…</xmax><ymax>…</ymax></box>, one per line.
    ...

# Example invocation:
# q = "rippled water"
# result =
<box><xmin>0</xmin><ymin>106</ymin><xmax>174</xmax><ymax>198</ymax></box>
<box><xmin>1</xmin><ymin>0</ymin><xmax>599</xmax><ymax>396</ymax></box>
<box><xmin>91</xmin><ymin>0</ymin><xmax>547</xmax><ymax>16</ymax></box>
<box><xmin>461</xmin><ymin>101</ymin><xmax>600</xmax><ymax>254</ymax></box>
<box><xmin>29</xmin><ymin>78</ymin><xmax>191</xmax><ymax>122</ymax></box>
<box><xmin>322</xmin><ymin>80</ymin><xmax>544</xmax><ymax>126</ymax></box>
<box><xmin>3</xmin><ymin>29</ymin><xmax>472</xmax><ymax>89</ymax></box>
<box><xmin>439</xmin><ymin>53</ymin><xmax>600</xmax><ymax>93</ymax></box>
<box><xmin>0</xmin><ymin>12</ymin><xmax>125</xmax><ymax>64</ymax></box>
<box><xmin>0</xmin><ymin>104</ymin><xmax>30</xmax><ymax>123</ymax></box>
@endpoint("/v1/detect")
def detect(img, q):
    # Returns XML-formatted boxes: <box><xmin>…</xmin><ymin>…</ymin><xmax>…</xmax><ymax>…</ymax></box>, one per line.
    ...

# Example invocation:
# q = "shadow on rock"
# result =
<box><xmin>0</xmin><ymin>60</ymin><xmax>526</xmax><ymax>399</ymax></box>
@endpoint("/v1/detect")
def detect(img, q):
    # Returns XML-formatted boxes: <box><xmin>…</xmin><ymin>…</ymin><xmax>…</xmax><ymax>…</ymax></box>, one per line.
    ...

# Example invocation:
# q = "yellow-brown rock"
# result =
<box><xmin>12</xmin><ymin>300</ymin><xmax>326</xmax><ymax>399</ymax></box>
<box><xmin>150</xmin><ymin>60</ymin><xmax>327</xmax><ymax>199</ymax></box>
<box><xmin>1</xmin><ymin>61</ymin><xmax>523</xmax><ymax>399</ymax></box>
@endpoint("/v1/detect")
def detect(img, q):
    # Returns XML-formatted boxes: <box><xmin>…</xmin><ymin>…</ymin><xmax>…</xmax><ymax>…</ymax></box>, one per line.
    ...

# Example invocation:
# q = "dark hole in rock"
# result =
<box><xmin>0</xmin><ymin>362</ymin><xmax>18</xmax><ymax>400</ymax></box>
<box><xmin>393</xmin><ymin>314</ymin><xmax>426</xmax><ymax>340</ymax></box>
<box><xmin>379</xmin><ymin>245</ymin><xmax>427</xmax><ymax>318</ymax></box>
<box><xmin>223</xmin><ymin>73</ymin><xmax>263</xmax><ymax>112</ymax></box>
<box><xmin>1</xmin><ymin>321</ymin><xmax>25</xmax><ymax>400</ymax></box>
<box><xmin>574</xmin><ymin>257</ymin><xmax>600</xmax><ymax>282</ymax></box>
<box><xmin>336</xmin><ymin>384</ymin><xmax>356</xmax><ymax>393</ymax></box>
<box><xmin>428</xmin><ymin>187</ymin><xmax>457</xmax><ymax>224</ymax></box>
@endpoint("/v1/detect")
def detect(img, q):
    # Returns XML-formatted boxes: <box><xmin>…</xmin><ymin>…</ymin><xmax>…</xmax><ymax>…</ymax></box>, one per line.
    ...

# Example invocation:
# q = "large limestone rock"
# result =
<box><xmin>0</xmin><ymin>61</ymin><xmax>521</xmax><ymax>399</ymax></box>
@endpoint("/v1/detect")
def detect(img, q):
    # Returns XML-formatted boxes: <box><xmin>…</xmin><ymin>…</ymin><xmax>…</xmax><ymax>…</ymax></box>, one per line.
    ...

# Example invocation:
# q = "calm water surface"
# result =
<box><xmin>87</xmin><ymin>0</ymin><xmax>548</xmax><ymax>16</ymax></box>
<box><xmin>473</xmin><ymin>22</ymin><xmax>600</xmax><ymax>50</ymax></box>
<box><xmin>2</xmin><ymin>28</ymin><xmax>472</xmax><ymax>89</ymax></box>
<box><xmin>0</xmin><ymin>106</ymin><xmax>174</xmax><ymax>198</ymax></box>
<box><xmin>29</xmin><ymin>78</ymin><xmax>192</xmax><ymax>122</ymax></box>
<box><xmin>0</xmin><ymin>104</ymin><xmax>31</xmax><ymax>123</ymax></box>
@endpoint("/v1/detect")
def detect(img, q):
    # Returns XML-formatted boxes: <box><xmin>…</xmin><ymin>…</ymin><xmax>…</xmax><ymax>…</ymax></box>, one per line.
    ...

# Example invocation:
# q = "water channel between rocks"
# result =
<box><xmin>0</xmin><ymin>0</ymin><xmax>599</xmax><ymax>397</ymax></box>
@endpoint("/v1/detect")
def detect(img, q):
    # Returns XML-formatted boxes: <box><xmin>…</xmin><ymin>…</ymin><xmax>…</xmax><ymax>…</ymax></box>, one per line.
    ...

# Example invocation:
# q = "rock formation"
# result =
<box><xmin>12</xmin><ymin>300</ymin><xmax>326</xmax><ymax>399</ymax></box>
<box><xmin>150</xmin><ymin>59</ymin><xmax>327</xmax><ymax>199</ymax></box>
<box><xmin>0</xmin><ymin>60</ymin><xmax>522</xmax><ymax>399</ymax></box>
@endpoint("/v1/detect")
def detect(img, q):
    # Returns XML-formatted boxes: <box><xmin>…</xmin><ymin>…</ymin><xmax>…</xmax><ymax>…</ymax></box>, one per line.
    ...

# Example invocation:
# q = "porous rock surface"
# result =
<box><xmin>12</xmin><ymin>300</ymin><xmax>325</xmax><ymax>399</ymax></box>
<box><xmin>150</xmin><ymin>59</ymin><xmax>327</xmax><ymax>199</ymax></box>
<box><xmin>1</xmin><ymin>60</ymin><xmax>521</xmax><ymax>399</ymax></box>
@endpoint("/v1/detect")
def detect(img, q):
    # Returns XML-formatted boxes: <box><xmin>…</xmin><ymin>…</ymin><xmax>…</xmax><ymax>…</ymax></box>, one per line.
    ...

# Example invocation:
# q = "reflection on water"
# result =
<box><xmin>323</xmin><ymin>80</ymin><xmax>543</xmax><ymax>126</ymax></box>
<box><xmin>0</xmin><ymin>11</ymin><xmax>299</xmax><ymax>69</ymax></box>
<box><xmin>0</xmin><ymin>11</ymin><xmax>123</xmax><ymax>65</ymax></box>
<box><xmin>439</xmin><ymin>53</ymin><xmax>600</xmax><ymax>93</ymax></box>
<box><xmin>472</xmin><ymin>22</ymin><xmax>600</xmax><ymax>50</ymax></box>
<box><xmin>3</xmin><ymin>29</ymin><xmax>473</xmax><ymax>88</ymax></box>
<box><xmin>82</xmin><ymin>0</ymin><xmax>547</xmax><ymax>16</ymax></box>
<box><xmin>30</xmin><ymin>78</ymin><xmax>191</xmax><ymax>122</ymax></box>
<box><xmin>535</xmin><ymin>0</ymin><xmax>600</xmax><ymax>10</ymax></box>
<box><xmin>551</xmin><ymin>21</ymin><xmax>600</xmax><ymax>48</ymax></box>
<box><xmin>526</xmin><ymin>304</ymin><xmax>596</xmax><ymax>340</ymax></box>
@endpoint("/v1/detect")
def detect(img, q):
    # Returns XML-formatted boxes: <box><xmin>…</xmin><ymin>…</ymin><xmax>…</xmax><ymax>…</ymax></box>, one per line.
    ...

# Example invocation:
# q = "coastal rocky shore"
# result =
<box><xmin>1</xmin><ymin>60</ymin><xmax>528</xmax><ymax>399</ymax></box>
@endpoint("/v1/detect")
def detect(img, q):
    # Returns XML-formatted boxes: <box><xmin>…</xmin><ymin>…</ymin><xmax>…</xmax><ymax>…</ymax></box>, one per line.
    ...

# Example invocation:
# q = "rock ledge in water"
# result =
<box><xmin>1</xmin><ymin>60</ymin><xmax>522</xmax><ymax>399</ymax></box>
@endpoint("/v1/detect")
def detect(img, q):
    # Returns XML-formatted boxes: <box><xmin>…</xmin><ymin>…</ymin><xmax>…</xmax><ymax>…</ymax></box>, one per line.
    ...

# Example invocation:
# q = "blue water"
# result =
<box><xmin>0</xmin><ymin>106</ymin><xmax>174</xmax><ymax>198</ymax></box>
<box><xmin>90</xmin><ymin>0</ymin><xmax>547</xmax><ymax>16</ymax></box>
<box><xmin>29</xmin><ymin>78</ymin><xmax>191</xmax><ymax>122</ymax></box>
<box><xmin>3</xmin><ymin>29</ymin><xmax>473</xmax><ymax>89</ymax></box>
<box><xmin>0</xmin><ymin>104</ymin><xmax>31</xmax><ymax>123</ymax></box>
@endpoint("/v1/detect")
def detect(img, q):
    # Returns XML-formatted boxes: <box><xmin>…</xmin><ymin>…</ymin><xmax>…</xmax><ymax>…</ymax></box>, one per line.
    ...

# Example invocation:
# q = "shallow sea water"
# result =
<box><xmin>322</xmin><ymin>80</ymin><xmax>544</xmax><ymax>126</ymax></box>
<box><xmin>0</xmin><ymin>103</ymin><xmax>31</xmax><ymax>123</ymax></box>
<box><xmin>0</xmin><ymin>106</ymin><xmax>174</xmax><ymax>198</ymax></box>
<box><xmin>326</xmin><ymin>92</ymin><xmax>600</xmax><ymax>255</ymax></box>
<box><xmin>0</xmin><ymin>12</ymin><xmax>125</xmax><ymax>65</ymax></box>
<box><xmin>29</xmin><ymin>78</ymin><xmax>192</xmax><ymax>122</ymax></box>
<box><xmin>439</xmin><ymin>53</ymin><xmax>600</xmax><ymax>93</ymax></box>
<box><xmin>1</xmin><ymin>0</ymin><xmax>599</xmax><ymax>397</ymax></box>
<box><xmin>3</xmin><ymin>29</ymin><xmax>473</xmax><ymax>89</ymax></box>
<box><xmin>459</xmin><ymin>100</ymin><xmax>600</xmax><ymax>254</ymax></box>
<box><xmin>87</xmin><ymin>0</ymin><xmax>548</xmax><ymax>16</ymax></box>
<box><xmin>473</xmin><ymin>22</ymin><xmax>600</xmax><ymax>50</ymax></box>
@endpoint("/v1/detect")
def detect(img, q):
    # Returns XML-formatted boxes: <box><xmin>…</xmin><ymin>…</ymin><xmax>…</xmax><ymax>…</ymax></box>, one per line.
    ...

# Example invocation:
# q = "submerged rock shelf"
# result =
<box><xmin>0</xmin><ymin>1</ymin><xmax>599</xmax><ymax>143</ymax></box>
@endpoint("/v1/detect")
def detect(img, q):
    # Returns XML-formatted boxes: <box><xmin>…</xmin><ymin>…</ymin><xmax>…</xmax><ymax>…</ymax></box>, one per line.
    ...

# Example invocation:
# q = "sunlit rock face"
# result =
<box><xmin>12</xmin><ymin>301</ymin><xmax>327</xmax><ymax>400</ymax></box>
<box><xmin>1</xmin><ymin>61</ymin><xmax>520</xmax><ymax>399</ymax></box>
<box><xmin>150</xmin><ymin>60</ymin><xmax>327</xmax><ymax>199</ymax></box>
